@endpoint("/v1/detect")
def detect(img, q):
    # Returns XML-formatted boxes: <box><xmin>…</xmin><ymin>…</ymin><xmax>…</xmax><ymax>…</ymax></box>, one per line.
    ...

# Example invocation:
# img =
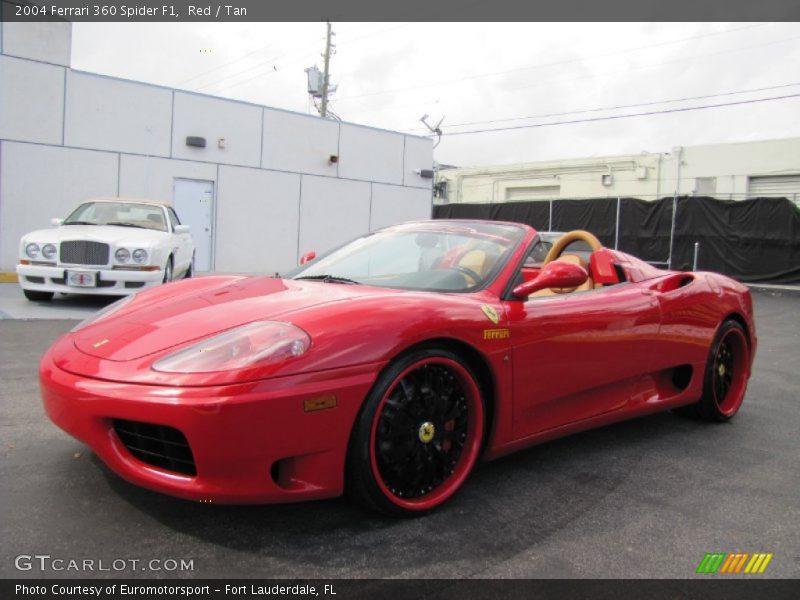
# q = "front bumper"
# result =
<box><xmin>40</xmin><ymin>351</ymin><xmax>379</xmax><ymax>504</ymax></box>
<box><xmin>17</xmin><ymin>263</ymin><xmax>164</xmax><ymax>295</ymax></box>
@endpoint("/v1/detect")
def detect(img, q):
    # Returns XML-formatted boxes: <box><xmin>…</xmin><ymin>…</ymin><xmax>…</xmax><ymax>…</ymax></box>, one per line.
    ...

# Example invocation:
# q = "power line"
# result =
<box><xmin>197</xmin><ymin>23</ymin><xmax>411</xmax><ymax>96</ymax></box>
<box><xmin>333</xmin><ymin>23</ymin><xmax>768</xmax><ymax>103</ymax></box>
<box><xmin>348</xmin><ymin>33</ymin><xmax>800</xmax><ymax>120</ymax></box>
<box><xmin>439</xmin><ymin>93</ymin><xmax>800</xmax><ymax>137</ymax></box>
<box><xmin>408</xmin><ymin>81</ymin><xmax>800</xmax><ymax>132</ymax></box>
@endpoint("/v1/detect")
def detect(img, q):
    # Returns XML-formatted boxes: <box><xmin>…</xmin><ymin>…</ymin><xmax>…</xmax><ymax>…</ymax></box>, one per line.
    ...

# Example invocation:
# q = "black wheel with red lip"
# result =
<box><xmin>347</xmin><ymin>347</ymin><xmax>485</xmax><ymax>516</ymax></box>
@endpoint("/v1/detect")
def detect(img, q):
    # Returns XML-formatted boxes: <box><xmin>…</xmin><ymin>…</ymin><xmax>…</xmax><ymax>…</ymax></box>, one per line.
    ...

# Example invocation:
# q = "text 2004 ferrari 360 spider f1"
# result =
<box><xmin>40</xmin><ymin>221</ymin><xmax>756</xmax><ymax>515</ymax></box>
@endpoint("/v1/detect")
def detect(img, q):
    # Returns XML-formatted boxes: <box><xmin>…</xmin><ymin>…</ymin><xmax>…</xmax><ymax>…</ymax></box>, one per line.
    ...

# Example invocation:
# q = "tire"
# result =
<box><xmin>185</xmin><ymin>253</ymin><xmax>195</xmax><ymax>279</ymax></box>
<box><xmin>347</xmin><ymin>347</ymin><xmax>485</xmax><ymax>516</ymax></box>
<box><xmin>162</xmin><ymin>256</ymin><xmax>174</xmax><ymax>284</ymax></box>
<box><xmin>23</xmin><ymin>289</ymin><xmax>54</xmax><ymax>302</ymax></box>
<box><xmin>679</xmin><ymin>320</ymin><xmax>750</xmax><ymax>422</ymax></box>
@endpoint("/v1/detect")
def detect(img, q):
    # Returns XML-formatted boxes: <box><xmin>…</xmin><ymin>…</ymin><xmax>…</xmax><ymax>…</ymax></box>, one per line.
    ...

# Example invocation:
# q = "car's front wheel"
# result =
<box><xmin>185</xmin><ymin>253</ymin><xmax>195</xmax><ymax>279</ymax></box>
<box><xmin>162</xmin><ymin>256</ymin><xmax>174</xmax><ymax>284</ymax></box>
<box><xmin>23</xmin><ymin>289</ymin><xmax>54</xmax><ymax>302</ymax></box>
<box><xmin>347</xmin><ymin>347</ymin><xmax>485</xmax><ymax>516</ymax></box>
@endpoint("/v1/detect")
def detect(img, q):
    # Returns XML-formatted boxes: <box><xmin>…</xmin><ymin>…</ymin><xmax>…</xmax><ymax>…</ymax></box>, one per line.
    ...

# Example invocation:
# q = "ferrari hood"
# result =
<box><xmin>72</xmin><ymin>277</ymin><xmax>379</xmax><ymax>361</ymax></box>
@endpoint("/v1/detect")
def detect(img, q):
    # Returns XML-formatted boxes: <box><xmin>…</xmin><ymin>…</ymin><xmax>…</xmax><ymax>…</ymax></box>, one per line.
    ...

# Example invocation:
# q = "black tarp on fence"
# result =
<box><xmin>432</xmin><ymin>196</ymin><xmax>800</xmax><ymax>284</ymax></box>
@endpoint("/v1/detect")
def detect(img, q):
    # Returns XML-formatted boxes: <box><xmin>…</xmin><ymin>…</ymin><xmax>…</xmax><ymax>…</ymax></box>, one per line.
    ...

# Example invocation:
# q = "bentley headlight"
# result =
<box><xmin>42</xmin><ymin>244</ymin><xmax>57</xmax><ymax>260</ymax></box>
<box><xmin>132</xmin><ymin>249</ymin><xmax>148</xmax><ymax>264</ymax></box>
<box><xmin>115</xmin><ymin>248</ymin><xmax>130</xmax><ymax>263</ymax></box>
<box><xmin>25</xmin><ymin>243</ymin><xmax>40</xmax><ymax>259</ymax></box>
<box><xmin>152</xmin><ymin>321</ymin><xmax>311</xmax><ymax>373</ymax></box>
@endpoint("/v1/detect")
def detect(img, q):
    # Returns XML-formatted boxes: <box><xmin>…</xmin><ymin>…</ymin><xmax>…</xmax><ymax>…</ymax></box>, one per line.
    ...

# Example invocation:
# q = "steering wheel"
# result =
<box><xmin>542</xmin><ymin>230</ymin><xmax>603</xmax><ymax>266</ymax></box>
<box><xmin>451</xmin><ymin>266</ymin><xmax>482</xmax><ymax>285</ymax></box>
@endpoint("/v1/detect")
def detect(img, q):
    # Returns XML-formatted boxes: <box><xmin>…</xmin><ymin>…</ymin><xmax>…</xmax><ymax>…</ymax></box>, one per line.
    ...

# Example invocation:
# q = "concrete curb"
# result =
<box><xmin>0</xmin><ymin>272</ymin><xmax>17</xmax><ymax>283</ymax></box>
<box><xmin>746</xmin><ymin>284</ymin><xmax>800</xmax><ymax>298</ymax></box>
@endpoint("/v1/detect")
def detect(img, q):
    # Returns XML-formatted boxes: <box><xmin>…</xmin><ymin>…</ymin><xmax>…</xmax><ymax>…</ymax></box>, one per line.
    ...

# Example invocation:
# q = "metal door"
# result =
<box><xmin>173</xmin><ymin>179</ymin><xmax>214</xmax><ymax>271</ymax></box>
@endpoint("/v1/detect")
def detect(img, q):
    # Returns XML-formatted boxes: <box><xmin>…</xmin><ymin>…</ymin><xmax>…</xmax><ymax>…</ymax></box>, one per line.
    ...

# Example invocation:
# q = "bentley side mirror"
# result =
<box><xmin>512</xmin><ymin>261</ymin><xmax>588</xmax><ymax>298</ymax></box>
<box><xmin>299</xmin><ymin>250</ymin><xmax>316</xmax><ymax>265</ymax></box>
<box><xmin>51</xmin><ymin>218</ymin><xmax>64</xmax><ymax>227</ymax></box>
<box><xmin>174</xmin><ymin>225</ymin><xmax>191</xmax><ymax>234</ymax></box>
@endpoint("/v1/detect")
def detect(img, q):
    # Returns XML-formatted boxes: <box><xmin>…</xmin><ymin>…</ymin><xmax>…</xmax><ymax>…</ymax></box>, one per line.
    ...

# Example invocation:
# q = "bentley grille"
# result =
<box><xmin>60</xmin><ymin>241</ymin><xmax>110</xmax><ymax>266</ymax></box>
<box><xmin>113</xmin><ymin>419</ymin><xmax>197</xmax><ymax>476</ymax></box>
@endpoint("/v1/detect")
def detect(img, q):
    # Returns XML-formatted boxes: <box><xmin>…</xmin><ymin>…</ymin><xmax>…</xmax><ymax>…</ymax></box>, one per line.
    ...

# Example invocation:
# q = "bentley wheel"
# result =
<box><xmin>185</xmin><ymin>253</ymin><xmax>195</xmax><ymax>279</ymax></box>
<box><xmin>690</xmin><ymin>320</ymin><xmax>750</xmax><ymax>422</ymax></box>
<box><xmin>348</xmin><ymin>348</ymin><xmax>485</xmax><ymax>516</ymax></box>
<box><xmin>163</xmin><ymin>256</ymin><xmax>174</xmax><ymax>284</ymax></box>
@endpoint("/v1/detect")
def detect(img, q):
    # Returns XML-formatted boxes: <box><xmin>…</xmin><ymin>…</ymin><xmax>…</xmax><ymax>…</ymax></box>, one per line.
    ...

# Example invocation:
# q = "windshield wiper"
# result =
<box><xmin>63</xmin><ymin>221</ymin><xmax>95</xmax><ymax>226</ymax></box>
<box><xmin>294</xmin><ymin>274</ymin><xmax>361</xmax><ymax>285</ymax></box>
<box><xmin>107</xmin><ymin>221</ymin><xmax>147</xmax><ymax>229</ymax></box>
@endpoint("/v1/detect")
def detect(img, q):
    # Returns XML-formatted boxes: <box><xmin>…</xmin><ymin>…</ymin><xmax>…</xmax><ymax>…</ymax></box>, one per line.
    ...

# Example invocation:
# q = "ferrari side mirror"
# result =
<box><xmin>299</xmin><ymin>250</ymin><xmax>316</xmax><ymax>265</ymax></box>
<box><xmin>512</xmin><ymin>261</ymin><xmax>588</xmax><ymax>298</ymax></box>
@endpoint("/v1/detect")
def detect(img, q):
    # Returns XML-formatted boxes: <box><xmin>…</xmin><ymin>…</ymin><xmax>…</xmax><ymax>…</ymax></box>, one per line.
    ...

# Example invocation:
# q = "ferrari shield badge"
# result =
<box><xmin>481</xmin><ymin>304</ymin><xmax>500</xmax><ymax>324</ymax></box>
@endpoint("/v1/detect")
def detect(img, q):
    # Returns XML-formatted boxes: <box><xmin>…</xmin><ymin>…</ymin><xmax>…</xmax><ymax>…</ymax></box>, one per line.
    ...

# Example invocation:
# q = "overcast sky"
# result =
<box><xmin>71</xmin><ymin>22</ymin><xmax>800</xmax><ymax>167</ymax></box>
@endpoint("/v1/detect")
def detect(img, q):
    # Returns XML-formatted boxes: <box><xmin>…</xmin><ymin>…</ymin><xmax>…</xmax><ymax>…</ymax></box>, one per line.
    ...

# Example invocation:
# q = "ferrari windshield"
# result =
<box><xmin>292</xmin><ymin>221</ymin><xmax>525</xmax><ymax>292</ymax></box>
<box><xmin>63</xmin><ymin>202</ymin><xmax>168</xmax><ymax>232</ymax></box>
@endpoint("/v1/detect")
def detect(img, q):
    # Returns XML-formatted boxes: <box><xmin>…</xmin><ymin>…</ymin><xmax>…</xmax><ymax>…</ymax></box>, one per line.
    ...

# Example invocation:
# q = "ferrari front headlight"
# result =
<box><xmin>152</xmin><ymin>321</ymin><xmax>311</xmax><ymax>374</ymax></box>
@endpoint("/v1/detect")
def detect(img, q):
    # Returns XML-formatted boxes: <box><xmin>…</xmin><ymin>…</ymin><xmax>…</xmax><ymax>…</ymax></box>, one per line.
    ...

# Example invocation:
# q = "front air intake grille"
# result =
<box><xmin>113</xmin><ymin>419</ymin><xmax>196</xmax><ymax>476</ymax></box>
<box><xmin>60</xmin><ymin>241</ymin><xmax>109</xmax><ymax>266</ymax></box>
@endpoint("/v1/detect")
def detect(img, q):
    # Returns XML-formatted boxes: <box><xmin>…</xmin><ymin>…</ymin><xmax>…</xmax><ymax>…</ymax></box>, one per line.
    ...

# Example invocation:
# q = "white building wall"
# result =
<box><xmin>0</xmin><ymin>22</ymin><xmax>434</xmax><ymax>273</ymax></box>
<box><xmin>171</xmin><ymin>92</ymin><xmax>262</xmax><ymax>167</ymax></box>
<box><xmin>370</xmin><ymin>184</ymin><xmax>434</xmax><ymax>231</ymax></box>
<box><xmin>298</xmin><ymin>176</ymin><xmax>372</xmax><ymax>257</ymax></box>
<box><xmin>0</xmin><ymin>142</ymin><xmax>118</xmax><ymax>266</ymax></box>
<box><xmin>1</xmin><ymin>21</ymin><xmax>71</xmax><ymax>66</ymax></box>
<box><xmin>118</xmin><ymin>155</ymin><xmax>217</xmax><ymax>200</ymax></box>
<box><xmin>216</xmin><ymin>166</ymin><xmax>302</xmax><ymax>273</ymax></box>
<box><xmin>403</xmin><ymin>136</ymin><xmax>437</xmax><ymax>189</ymax></box>
<box><xmin>0</xmin><ymin>55</ymin><xmax>64</xmax><ymax>145</ymax></box>
<box><xmin>338</xmin><ymin>124</ymin><xmax>405</xmax><ymax>185</ymax></box>
<box><xmin>64</xmin><ymin>71</ymin><xmax>173</xmax><ymax>156</ymax></box>
<box><xmin>261</xmin><ymin>109</ymin><xmax>339</xmax><ymax>177</ymax></box>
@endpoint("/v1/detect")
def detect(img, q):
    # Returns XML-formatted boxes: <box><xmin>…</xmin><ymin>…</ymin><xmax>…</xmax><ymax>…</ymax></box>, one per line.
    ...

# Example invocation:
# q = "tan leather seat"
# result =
<box><xmin>459</xmin><ymin>250</ymin><xmax>489</xmax><ymax>276</ymax></box>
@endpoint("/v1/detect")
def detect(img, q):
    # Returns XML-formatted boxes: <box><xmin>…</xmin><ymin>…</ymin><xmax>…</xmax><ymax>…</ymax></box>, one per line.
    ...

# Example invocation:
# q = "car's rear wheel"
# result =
<box><xmin>679</xmin><ymin>320</ymin><xmax>750</xmax><ymax>422</ymax></box>
<box><xmin>23</xmin><ymin>289</ymin><xmax>54</xmax><ymax>302</ymax></box>
<box><xmin>347</xmin><ymin>347</ymin><xmax>485</xmax><ymax>516</ymax></box>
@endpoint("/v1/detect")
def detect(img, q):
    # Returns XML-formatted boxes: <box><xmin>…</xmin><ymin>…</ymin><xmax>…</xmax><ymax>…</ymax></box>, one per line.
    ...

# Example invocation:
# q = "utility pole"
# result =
<box><xmin>320</xmin><ymin>22</ymin><xmax>334</xmax><ymax>118</ymax></box>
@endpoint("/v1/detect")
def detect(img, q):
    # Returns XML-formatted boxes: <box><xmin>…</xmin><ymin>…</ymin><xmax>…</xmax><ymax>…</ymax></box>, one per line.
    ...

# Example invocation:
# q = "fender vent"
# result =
<box><xmin>113</xmin><ymin>419</ymin><xmax>196</xmax><ymax>476</ymax></box>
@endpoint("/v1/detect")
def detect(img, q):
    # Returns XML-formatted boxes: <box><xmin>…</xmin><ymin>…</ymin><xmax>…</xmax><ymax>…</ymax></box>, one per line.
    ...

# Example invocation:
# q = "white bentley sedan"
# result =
<box><xmin>17</xmin><ymin>198</ymin><xmax>195</xmax><ymax>301</ymax></box>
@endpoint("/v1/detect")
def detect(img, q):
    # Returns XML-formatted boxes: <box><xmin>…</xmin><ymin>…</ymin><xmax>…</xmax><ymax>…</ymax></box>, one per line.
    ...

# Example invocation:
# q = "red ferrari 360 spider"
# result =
<box><xmin>40</xmin><ymin>221</ymin><xmax>756</xmax><ymax>515</ymax></box>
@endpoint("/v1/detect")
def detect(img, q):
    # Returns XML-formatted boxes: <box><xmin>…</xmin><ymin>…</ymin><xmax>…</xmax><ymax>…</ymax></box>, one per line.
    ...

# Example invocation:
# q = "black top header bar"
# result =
<box><xmin>4</xmin><ymin>0</ymin><xmax>800</xmax><ymax>22</ymax></box>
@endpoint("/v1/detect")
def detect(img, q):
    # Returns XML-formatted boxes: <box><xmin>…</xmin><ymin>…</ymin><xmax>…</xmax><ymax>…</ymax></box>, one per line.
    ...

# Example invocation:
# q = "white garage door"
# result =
<box><xmin>748</xmin><ymin>175</ymin><xmax>800</xmax><ymax>204</ymax></box>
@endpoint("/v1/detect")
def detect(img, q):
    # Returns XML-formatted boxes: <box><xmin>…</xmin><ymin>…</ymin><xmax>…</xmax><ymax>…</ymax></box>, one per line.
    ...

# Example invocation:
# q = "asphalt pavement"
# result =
<box><xmin>1</xmin><ymin>290</ymin><xmax>798</xmax><ymax>579</ymax></box>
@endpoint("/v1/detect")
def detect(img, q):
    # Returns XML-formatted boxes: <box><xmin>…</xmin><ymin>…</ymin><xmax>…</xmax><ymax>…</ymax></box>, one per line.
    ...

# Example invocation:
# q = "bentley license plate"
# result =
<box><xmin>66</xmin><ymin>270</ymin><xmax>97</xmax><ymax>287</ymax></box>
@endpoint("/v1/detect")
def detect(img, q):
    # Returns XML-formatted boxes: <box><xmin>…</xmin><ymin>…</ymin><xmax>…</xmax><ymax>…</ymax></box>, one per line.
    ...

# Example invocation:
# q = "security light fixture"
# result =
<box><xmin>186</xmin><ymin>136</ymin><xmax>206</xmax><ymax>148</ymax></box>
